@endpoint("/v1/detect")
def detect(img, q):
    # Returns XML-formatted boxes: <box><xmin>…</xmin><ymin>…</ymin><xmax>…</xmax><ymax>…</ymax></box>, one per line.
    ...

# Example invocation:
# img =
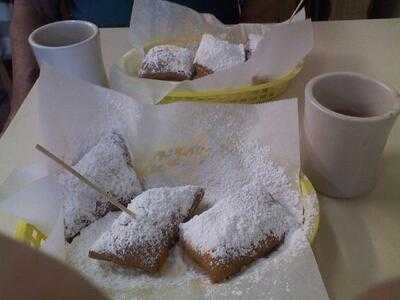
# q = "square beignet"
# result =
<box><xmin>180</xmin><ymin>185</ymin><xmax>294</xmax><ymax>282</ymax></box>
<box><xmin>139</xmin><ymin>45</ymin><xmax>194</xmax><ymax>81</ymax></box>
<box><xmin>89</xmin><ymin>186</ymin><xmax>204</xmax><ymax>273</ymax></box>
<box><xmin>59</xmin><ymin>133</ymin><xmax>142</xmax><ymax>241</ymax></box>
<box><xmin>245</xmin><ymin>33</ymin><xmax>263</xmax><ymax>60</ymax></box>
<box><xmin>193</xmin><ymin>34</ymin><xmax>245</xmax><ymax>78</ymax></box>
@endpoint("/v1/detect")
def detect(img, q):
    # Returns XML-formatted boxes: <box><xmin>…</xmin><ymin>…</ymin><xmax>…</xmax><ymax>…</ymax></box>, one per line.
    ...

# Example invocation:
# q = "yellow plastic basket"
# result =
<box><xmin>15</xmin><ymin>219</ymin><xmax>47</xmax><ymax>248</ymax></box>
<box><xmin>119</xmin><ymin>44</ymin><xmax>302</xmax><ymax>104</ymax></box>
<box><xmin>299</xmin><ymin>171</ymin><xmax>319</xmax><ymax>244</ymax></box>
<box><xmin>161</xmin><ymin>64</ymin><xmax>302</xmax><ymax>104</ymax></box>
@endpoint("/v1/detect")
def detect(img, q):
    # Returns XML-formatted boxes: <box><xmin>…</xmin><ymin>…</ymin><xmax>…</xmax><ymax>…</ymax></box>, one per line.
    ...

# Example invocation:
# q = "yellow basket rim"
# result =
<box><xmin>167</xmin><ymin>64</ymin><xmax>302</xmax><ymax>99</ymax></box>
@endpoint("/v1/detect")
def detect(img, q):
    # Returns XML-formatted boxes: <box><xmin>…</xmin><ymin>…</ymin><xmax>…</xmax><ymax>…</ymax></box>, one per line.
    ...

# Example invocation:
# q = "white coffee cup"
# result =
<box><xmin>301</xmin><ymin>72</ymin><xmax>400</xmax><ymax>198</ymax></box>
<box><xmin>29</xmin><ymin>20</ymin><xmax>107</xmax><ymax>86</ymax></box>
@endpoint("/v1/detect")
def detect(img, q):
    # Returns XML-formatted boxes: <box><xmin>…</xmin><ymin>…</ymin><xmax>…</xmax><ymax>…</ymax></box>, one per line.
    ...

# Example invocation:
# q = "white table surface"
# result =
<box><xmin>1</xmin><ymin>19</ymin><xmax>399</xmax><ymax>300</ymax></box>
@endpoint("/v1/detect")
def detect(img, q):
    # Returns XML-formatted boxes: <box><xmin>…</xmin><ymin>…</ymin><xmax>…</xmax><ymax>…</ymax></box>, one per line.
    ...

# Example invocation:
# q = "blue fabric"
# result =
<box><xmin>70</xmin><ymin>0</ymin><xmax>134</xmax><ymax>27</ymax></box>
<box><xmin>70</xmin><ymin>0</ymin><xmax>239</xmax><ymax>27</ymax></box>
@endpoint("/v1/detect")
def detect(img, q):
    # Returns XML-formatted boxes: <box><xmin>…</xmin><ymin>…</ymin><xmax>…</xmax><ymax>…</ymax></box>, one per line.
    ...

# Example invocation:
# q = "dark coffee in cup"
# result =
<box><xmin>332</xmin><ymin>108</ymin><xmax>376</xmax><ymax>118</ymax></box>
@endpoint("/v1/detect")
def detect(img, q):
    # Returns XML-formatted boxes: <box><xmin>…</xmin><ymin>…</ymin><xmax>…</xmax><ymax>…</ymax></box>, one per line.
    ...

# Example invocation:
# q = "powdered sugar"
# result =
<box><xmin>66</xmin><ymin>210</ymin><xmax>313</xmax><ymax>299</ymax></box>
<box><xmin>58</xmin><ymin>133</ymin><xmax>143</xmax><ymax>240</ymax></box>
<box><xmin>194</xmin><ymin>34</ymin><xmax>245</xmax><ymax>72</ymax></box>
<box><xmin>66</xmin><ymin>141</ymin><xmax>319</xmax><ymax>299</ymax></box>
<box><xmin>180</xmin><ymin>185</ymin><xmax>294</xmax><ymax>261</ymax></box>
<box><xmin>67</xmin><ymin>212</ymin><xmax>204</xmax><ymax>298</ymax></box>
<box><xmin>246</xmin><ymin>33</ymin><xmax>263</xmax><ymax>59</ymax></box>
<box><xmin>90</xmin><ymin>186</ymin><xmax>203</xmax><ymax>270</ymax></box>
<box><xmin>143</xmin><ymin>140</ymin><xmax>304</xmax><ymax>225</ymax></box>
<box><xmin>139</xmin><ymin>45</ymin><xmax>194</xmax><ymax>80</ymax></box>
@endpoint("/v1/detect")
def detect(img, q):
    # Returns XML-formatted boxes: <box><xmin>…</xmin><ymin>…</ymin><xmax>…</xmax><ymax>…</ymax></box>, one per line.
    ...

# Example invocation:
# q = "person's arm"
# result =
<box><xmin>10</xmin><ymin>0</ymin><xmax>60</xmax><ymax>120</ymax></box>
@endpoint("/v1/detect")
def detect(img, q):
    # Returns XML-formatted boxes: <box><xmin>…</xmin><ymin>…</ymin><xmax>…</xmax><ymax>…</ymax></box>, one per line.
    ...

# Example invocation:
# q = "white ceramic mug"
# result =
<box><xmin>302</xmin><ymin>72</ymin><xmax>400</xmax><ymax>198</ymax></box>
<box><xmin>29</xmin><ymin>20</ymin><xmax>107</xmax><ymax>86</ymax></box>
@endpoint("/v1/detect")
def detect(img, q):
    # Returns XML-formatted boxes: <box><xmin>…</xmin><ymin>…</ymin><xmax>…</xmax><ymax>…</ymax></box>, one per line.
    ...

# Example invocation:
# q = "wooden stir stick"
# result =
<box><xmin>35</xmin><ymin>144</ymin><xmax>135</xmax><ymax>217</ymax></box>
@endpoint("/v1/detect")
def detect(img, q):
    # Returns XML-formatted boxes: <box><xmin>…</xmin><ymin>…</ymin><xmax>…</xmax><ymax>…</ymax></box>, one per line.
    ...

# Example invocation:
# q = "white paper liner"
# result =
<box><xmin>0</xmin><ymin>173</ymin><xmax>65</xmax><ymax>260</ymax></box>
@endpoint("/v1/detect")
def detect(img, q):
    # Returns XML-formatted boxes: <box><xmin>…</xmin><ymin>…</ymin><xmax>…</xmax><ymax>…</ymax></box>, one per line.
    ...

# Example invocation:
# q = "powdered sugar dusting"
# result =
<box><xmin>59</xmin><ymin>133</ymin><xmax>143</xmax><ymax>240</ymax></box>
<box><xmin>90</xmin><ymin>186</ymin><xmax>203</xmax><ymax>269</ymax></box>
<box><xmin>180</xmin><ymin>185</ymin><xmax>295</xmax><ymax>261</ymax></box>
<box><xmin>143</xmin><ymin>140</ymin><xmax>304</xmax><ymax>225</ymax></box>
<box><xmin>66</xmin><ymin>141</ymin><xmax>319</xmax><ymax>299</ymax></box>
<box><xmin>194</xmin><ymin>34</ymin><xmax>245</xmax><ymax>72</ymax></box>
<box><xmin>66</xmin><ymin>211</ymin><xmax>314</xmax><ymax>299</ymax></box>
<box><xmin>246</xmin><ymin>33</ymin><xmax>263</xmax><ymax>58</ymax></box>
<box><xmin>139</xmin><ymin>45</ymin><xmax>194</xmax><ymax>79</ymax></box>
<box><xmin>67</xmin><ymin>212</ymin><xmax>204</xmax><ymax>298</ymax></box>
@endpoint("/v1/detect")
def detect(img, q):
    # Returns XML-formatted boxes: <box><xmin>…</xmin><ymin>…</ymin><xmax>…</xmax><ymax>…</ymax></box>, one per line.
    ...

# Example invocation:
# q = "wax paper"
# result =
<box><xmin>0</xmin><ymin>172</ymin><xmax>65</xmax><ymax>260</ymax></box>
<box><xmin>109</xmin><ymin>0</ymin><xmax>313</xmax><ymax>104</ymax></box>
<box><xmin>0</xmin><ymin>65</ymin><xmax>327</xmax><ymax>299</ymax></box>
